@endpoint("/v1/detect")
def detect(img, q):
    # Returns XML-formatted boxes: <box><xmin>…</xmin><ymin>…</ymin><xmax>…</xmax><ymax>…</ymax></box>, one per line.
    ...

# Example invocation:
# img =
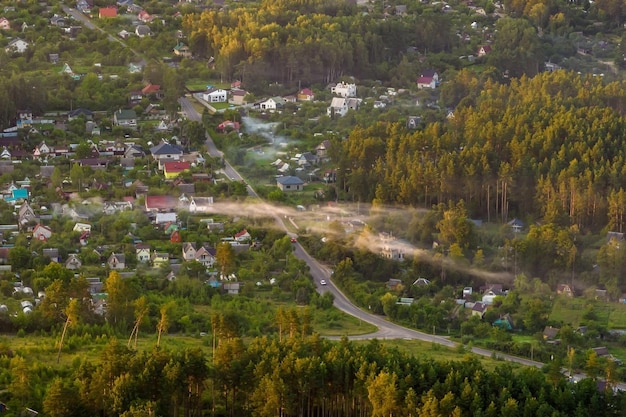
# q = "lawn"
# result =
<box><xmin>186</xmin><ymin>79</ymin><xmax>231</xmax><ymax>91</ymax></box>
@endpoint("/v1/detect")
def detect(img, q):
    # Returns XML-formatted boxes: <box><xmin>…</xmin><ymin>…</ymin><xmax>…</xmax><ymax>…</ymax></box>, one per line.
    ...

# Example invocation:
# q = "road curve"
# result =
<box><xmin>179</xmin><ymin>95</ymin><xmax>567</xmax><ymax>373</ymax></box>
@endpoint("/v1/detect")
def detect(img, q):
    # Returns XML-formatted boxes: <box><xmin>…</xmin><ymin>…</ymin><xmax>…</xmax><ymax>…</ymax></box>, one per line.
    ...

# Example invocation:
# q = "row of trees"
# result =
<box><xmin>26</xmin><ymin>335</ymin><xmax>626</xmax><ymax>416</ymax></box>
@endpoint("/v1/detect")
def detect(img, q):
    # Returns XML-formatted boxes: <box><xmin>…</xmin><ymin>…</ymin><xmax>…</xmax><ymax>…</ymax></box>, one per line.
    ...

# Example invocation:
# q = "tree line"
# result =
<box><xmin>24</xmin><ymin>332</ymin><xmax>626</xmax><ymax>417</ymax></box>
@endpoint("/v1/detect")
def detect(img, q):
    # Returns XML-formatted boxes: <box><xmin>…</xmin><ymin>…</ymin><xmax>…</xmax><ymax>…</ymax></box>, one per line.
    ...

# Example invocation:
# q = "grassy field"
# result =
<box><xmin>549</xmin><ymin>297</ymin><xmax>626</xmax><ymax>329</ymax></box>
<box><xmin>351</xmin><ymin>339</ymin><xmax>517</xmax><ymax>371</ymax></box>
<box><xmin>314</xmin><ymin>310</ymin><xmax>378</xmax><ymax>336</ymax></box>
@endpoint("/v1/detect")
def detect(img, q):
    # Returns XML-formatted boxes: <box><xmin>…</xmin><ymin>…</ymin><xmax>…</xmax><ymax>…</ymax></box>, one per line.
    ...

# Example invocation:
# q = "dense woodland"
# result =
<box><xmin>5</xmin><ymin>332</ymin><xmax>626</xmax><ymax>417</ymax></box>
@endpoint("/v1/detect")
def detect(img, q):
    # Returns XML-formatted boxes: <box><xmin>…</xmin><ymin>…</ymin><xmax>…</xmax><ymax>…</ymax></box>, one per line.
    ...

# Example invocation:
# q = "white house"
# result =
<box><xmin>202</xmin><ymin>88</ymin><xmax>227</xmax><ymax>103</ymax></box>
<box><xmin>5</xmin><ymin>38</ymin><xmax>29</xmax><ymax>54</ymax></box>
<box><xmin>73</xmin><ymin>222</ymin><xmax>91</xmax><ymax>233</ymax></box>
<box><xmin>260</xmin><ymin>97</ymin><xmax>286</xmax><ymax>110</ymax></box>
<box><xmin>136</xmin><ymin>244</ymin><xmax>151</xmax><ymax>263</ymax></box>
<box><xmin>32</xmin><ymin>224</ymin><xmax>52</xmax><ymax>241</ymax></box>
<box><xmin>327</xmin><ymin>97</ymin><xmax>360</xmax><ymax>117</ymax></box>
<box><xmin>189</xmin><ymin>196</ymin><xmax>213</xmax><ymax>212</ymax></box>
<box><xmin>331</xmin><ymin>82</ymin><xmax>357</xmax><ymax>97</ymax></box>
<box><xmin>194</xmin><ymin>246</ymin><xmax>216</xmax><ymax>268</ymax></box>
<box><xmin>182</xmin><ymin>242</ymin><xmax>197</xmax><ymax>261</ymax></box>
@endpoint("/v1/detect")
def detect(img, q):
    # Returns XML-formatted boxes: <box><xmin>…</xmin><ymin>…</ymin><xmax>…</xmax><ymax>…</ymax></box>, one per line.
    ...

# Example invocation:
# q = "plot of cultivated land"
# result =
<box><xmin>549</xmin><ymin>298</ymin><xmax>626</xmax><ymax>329</ymax></box>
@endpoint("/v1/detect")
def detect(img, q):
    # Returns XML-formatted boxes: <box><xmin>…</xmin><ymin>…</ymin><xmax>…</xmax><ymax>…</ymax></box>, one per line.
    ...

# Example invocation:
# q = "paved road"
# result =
<box><xmin>179</xmin><ymin>96</ymin><xmax>257</xmax><ymax>196</ymax></box>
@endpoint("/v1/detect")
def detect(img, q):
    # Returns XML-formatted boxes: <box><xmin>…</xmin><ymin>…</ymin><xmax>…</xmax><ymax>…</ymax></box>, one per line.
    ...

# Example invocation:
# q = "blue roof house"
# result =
<box><xmin>277</xmin><ymin>176</ymin><xmax>304</xmax><ymax>192</ymax></box>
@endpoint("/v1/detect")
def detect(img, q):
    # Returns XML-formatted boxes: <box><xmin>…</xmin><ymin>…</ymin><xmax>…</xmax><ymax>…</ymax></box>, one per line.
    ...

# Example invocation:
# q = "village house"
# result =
<box><xmin>32</xmin><ymin>224</ymin><xmax>52</xmax><ymax>241</ymax></box>
<box><xmin>260</xmin><ymin>97</ymin><xmax>286</xmax><ymax>110</ymax></box>
<box><xmin>65</xmin><ymin>253</ymin><xmax>82</xmax><ymax>270</ymax></box>
<box><xmin>235</xmin><ymin>229</ymin><xmax>251</xmax><ymax>242</ymax></box>
<box><xmin>173</xmin><ymin>42</ymin><xmax>192</xmax><ymax>58</ymax></box>
<box><xmin>5</xmin><ymin>38</ymin><xmax>29</xmax><ymax>54</ymax></box>
<box><xmin>137</xmin><ymin>10</ymin><xmax>154</xmax><ymax>22</ymax></box>
<box><xmin>99</xmin><ymin>6</ymin><xmax>118</xmax><ymax>18</ymax></box>
<box><xmin>113</xmin><ymin>109</ymin><xmax>137</xmax><ymax>129</ymax></box>
<box><xmin>472</xmin><ymin>302</ymin><xmax>487</xmax><ymax>318</ymax></box>
<box><xmin>223</xmin><ymin>281</ymin><xmax>241</xmax><ymax>295</ymax></box>
<box><xmin>416</xmin><ymin>70</ymin><xmax>439</xmax><ymax>89</ymax></box>
<box><xmin>202</xmin><ymin>87</ymin><xmax>228</xmax><ymax>103</ymax></box>
<box><xmin>163</xmin><ymin>161</ymin><xmax>191</xmax><ymax>179</ymax></box>
<box><xmin>141</xmin><ymin>84</ymin><xmax>161</xmax><ymax>99</ymax></box>
<box><xmin>136</xmin><ymin>243</ymin><xmax>151</xmax><ymax>263</ymax></box>
<box><xmin>543</xmin><ymin>326</ymin><xmax>560</xmax><ymax>341</ymax></box>
<box><xmin>331</xmin><ymin>82</ymin><xmax>357</xmax><ymax>97</ymax></box>
<box><xmin>477</xmin><ymin>45</ymin><xmax>492</xmax><ymax>57</ymax></box>
<box><xmin>327</xmin><ymin>97</ymin><xmax>360</xmax><ymax>117</ymax></box>
<box><xmin>182</xmin><ymin>242</ymin><xmax>197</xmax><ymax>261</ymax></box>
<box><xmin>277</xmin><ymin>176</ymin><xmax>304</xmax><ymax>192</ymax></box>
<box><xmin>42</xmin><ymin>248</ymin><xmax>60</xmax><ymax>263</ymax></box>
<box><xmin>0</xmin><ymin>17</ymin><xmax>10</xmax><ymax>30</ymax></box>
<box><xmin>189</xmin><ymin>196</ymin><xmax>213</xmax><ymax>212</ymax></box>
<box><xmin>217</xmin><ymin>120</ymin><xmax>240</xmax><ymax>132</ymax></box>
<box><xmin>195</xmin><ymin>246</ymin><xmax>216</xmax><ymax>268</ymax></box>
<box><xmin>107</xmin><ymin>252</ymin><xmax>126</xmax><ymax>270</ymax></box>
<box><xmin>150</xmin><ymin>141</ymin><xmax>183</xmax><ymax>163</ymax></box>
<box><xmin>556</xmin><ymin>283</ymin><xmax>574</xmax><ymax>297</ymax></box>
<box><xmin>152</xmin><ymin>252</ymin><xmax>169</xmax><ymax>267</ymax></box>
<box><xmin>145</xmin><ymin>195</ymin><xmax>179</xmax><ymax>212</ymax></box>
<box><xmin>297</xmin><ymin>88</ymin><xmax>315</xmax><ymax>101</ymax></box>
<box><xmin>229</xmin><ymin>89</ymin><xmax>247</xmax><ymax>106</ymax></box>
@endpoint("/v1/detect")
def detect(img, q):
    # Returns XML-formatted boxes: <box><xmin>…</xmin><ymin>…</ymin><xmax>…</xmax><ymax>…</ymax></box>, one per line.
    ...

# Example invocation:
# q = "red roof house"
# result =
<box><xmin>137</xmin><ymin>10</ymin><xmax>154</xmax><ymax>22</ymax></box>
<box><xmin>141</xmin><ymin>83</ymin><xmax>162</xmax><ymax>96</ymax></box>
<box><xmin>297</xmin><ymin>88</ymin><xmax>315</xmax><ymax>101</ymax></box>
<box><xmin>163</xmin><ymin>161</ymin><xmax>191</xmax><ymax>179</ymax></box>
<box><xmin>217</xmin><ymin>120</ymin><xmax>241</xmax><ymax>132</ymax></box>
<box><xmin>477</xmin><ymin>45</ymin><xmax>492</xmax><ymax>56</ymax></box>
<box><xmin>99</xmin><ymin>6</ymin><xmax>118</xmax><ymax>18</ymax></box>
<box><xmin>145</xmin><ymin>195</ymin><xmax>178</xmax><ymax>211</ymax></box>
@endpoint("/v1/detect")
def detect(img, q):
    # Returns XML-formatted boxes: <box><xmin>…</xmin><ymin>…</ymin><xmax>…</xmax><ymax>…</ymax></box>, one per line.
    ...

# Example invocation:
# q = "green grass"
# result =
<box><xmin>550</xmin><ymin>297</ymin><xmax>626</xmax><ymax>329</ymax></box>
<box><xmin>211</xmin><ymin>102</ymin><xmax>233</xmax><ymax>110</ymax></box>
<box><xmin>550</xmin><ymin>297</ymin><xmax>592</xmax><ymax>326</ymax></box>
<box><xmin>186</xmin><ymin>80</ymin><xmax>231</xmax><ymax>91</ymax></box>
<box><xmin>314</xmin><ymin>310</ymin><xmax>378</xmax><ymax>336</ymax></box>
<box><xmin>607</xmin><ymin>303</ymin><xmax>626</xmax><ymax>329</ymax></box>
<box><xmin>351</xmin><ymin>339</ymin><xmax>518</xmax><ymax>370</ymax></box>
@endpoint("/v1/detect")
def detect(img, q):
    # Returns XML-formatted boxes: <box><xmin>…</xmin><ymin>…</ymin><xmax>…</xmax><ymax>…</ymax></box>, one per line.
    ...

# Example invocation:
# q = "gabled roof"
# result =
<box><xmin>108</xmin><ymin>252</ymin><xmax>125</xmax><ymax>263</ymax></box>
<box><xmin>277</xmin><ymin>176</ymin><xmax>304</xmax><ymax>185</ymax></box>
<box><xmin>145</xmin><ymin>195</ymin><xmax>178</xmax><ymax>210</ymax></box>
<box><xmin>141</xmin><ymin>84</ymin><xmax>160</xmax><ymax>94</ymax></box>
<box><xmin>68</xmin><ymin>108</ymin><xmax>93</xmax><ymax>118</ymax></box>
<box><xmin>235</xmin><ymin>229</ymin><xmax>250</xmax><ymax>238</ymax></box>
<box><xmin>115</xmin><ymin>109</ymin><xmax>137</xmax><ymax>120</ymax></box>
<box><xmin>472</xmin><ymin>302</ymin><xmax>487</xmax><ymax>313</ymax></box>
<box><xmin>543</xmin><ymin>326</ymin><xmax>560</xmax><ymax>340</ymax></box>
<box><xmin>99</xmin><ymin>6</ymin><xmax>118</xmax><ymax>17</ymax></box>
<box><xmin>164</xmin><ymin>161</ymin><xmax>191</xmax><ymax>173</ymax></box>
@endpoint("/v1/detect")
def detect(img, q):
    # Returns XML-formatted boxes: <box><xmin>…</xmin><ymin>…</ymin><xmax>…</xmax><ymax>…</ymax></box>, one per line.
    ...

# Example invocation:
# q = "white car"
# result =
<box><xmin>320</xmin><ymin>280</ymin><xmax>327</xmax><ymax>286</ymax></box>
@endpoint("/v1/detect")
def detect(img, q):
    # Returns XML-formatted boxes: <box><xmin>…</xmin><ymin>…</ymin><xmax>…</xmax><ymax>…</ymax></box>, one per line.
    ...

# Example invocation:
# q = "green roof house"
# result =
<box><xmin>114</xmin><ymin>109</ymin><xmax>137</xmax><ymax>130</ymax></box>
